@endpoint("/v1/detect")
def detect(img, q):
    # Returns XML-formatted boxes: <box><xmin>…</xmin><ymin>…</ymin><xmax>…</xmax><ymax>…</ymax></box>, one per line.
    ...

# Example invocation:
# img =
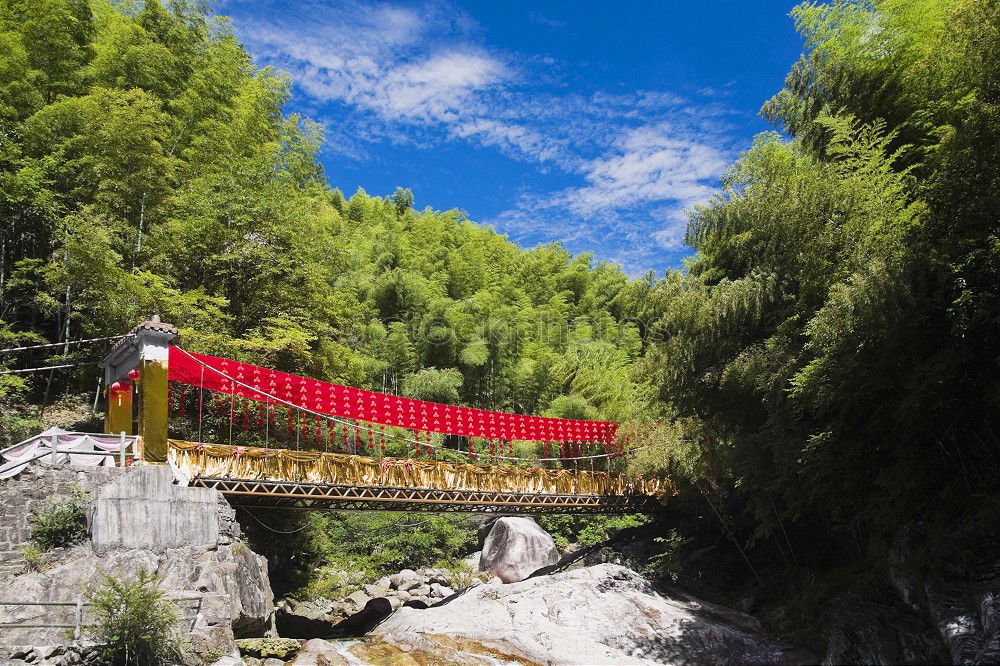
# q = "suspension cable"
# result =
<box><xmin>0</xmin><ymin>363</ymin><xmax>87</xmax><ymax>375</ymax></box>
<box><xmin>173</xmin><ymin>346</ymin><xmax>648</xmax><ymax>463</ymax></box>
<box><xmin>236</xmin><ymin>506</ymin><xmax>313</xmax><ymax>534</ymax></box>
<box><xmin>0</xmin><ymin>335</ymin><xmax>125</xmax><ymax>353</ymax></box>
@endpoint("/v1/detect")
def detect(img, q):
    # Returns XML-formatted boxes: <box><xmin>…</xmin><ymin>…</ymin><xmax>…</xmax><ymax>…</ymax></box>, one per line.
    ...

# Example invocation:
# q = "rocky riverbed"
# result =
<box><xmin>275</xmin><ymin>566</ymin><xmax>470</xmax><ymax>637</ymax></box>
<box><xmin>254</xmin><ymin>517</ymin><xmax>812</xmax><ymax>665</ymax></box>
<box><xmin>2</xmin><ymin>466</ymin><xmax>996</xmax><ymax>665</ymax></box>
<box><xmin>373</xmin><ymin>563</ymin><xmax>813</xmax><ymax>665</ymax></box>
<box><xmin>239</xmin><ymin>563</ymin><xmax>814</xmax><ymax>666</ymax></box>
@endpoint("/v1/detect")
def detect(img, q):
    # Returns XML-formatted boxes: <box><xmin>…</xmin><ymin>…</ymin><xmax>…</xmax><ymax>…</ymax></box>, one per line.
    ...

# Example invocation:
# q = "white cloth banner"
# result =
<box><xmin>0</xmin><ymin>428</ymin><xmax>136</xmax><ymax>479</ymax></box>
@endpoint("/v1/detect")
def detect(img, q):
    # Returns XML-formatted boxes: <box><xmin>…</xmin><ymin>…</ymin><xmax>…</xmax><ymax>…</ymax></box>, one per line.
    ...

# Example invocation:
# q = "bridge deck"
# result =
<box><xmin>170</xmin><ymin>440</ymin><xmax>670</xmax><ymax>514</ymax></box>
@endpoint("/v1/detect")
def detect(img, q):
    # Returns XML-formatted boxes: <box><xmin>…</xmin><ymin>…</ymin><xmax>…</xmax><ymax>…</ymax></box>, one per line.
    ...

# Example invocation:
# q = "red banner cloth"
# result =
<box><xmin>168</xmin><ymin>348</ymin><xmax>618</xmax><ymax>443</ymax></box>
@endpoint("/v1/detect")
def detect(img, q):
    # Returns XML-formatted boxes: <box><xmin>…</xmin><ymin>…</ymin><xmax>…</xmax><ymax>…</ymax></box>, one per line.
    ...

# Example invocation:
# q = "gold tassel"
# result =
<box><xmin>167</xmin><ymin>439</ymin><xmax>671</xmax><ymax>499</ymax></box>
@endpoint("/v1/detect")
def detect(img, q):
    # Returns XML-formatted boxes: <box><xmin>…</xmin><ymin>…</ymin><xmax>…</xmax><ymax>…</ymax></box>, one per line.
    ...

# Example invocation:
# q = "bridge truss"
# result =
<box><xmin>192</xmin><ymin>476</ymin><xmax>667</xmax><ymax>514</ymax></box>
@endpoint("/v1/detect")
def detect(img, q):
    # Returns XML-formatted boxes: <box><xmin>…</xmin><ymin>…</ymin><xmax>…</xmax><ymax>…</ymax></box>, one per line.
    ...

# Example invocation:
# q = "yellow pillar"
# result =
<box><xmin>138</xmin><ymin>358</ymin><xmax>169</xmax><ymax>463</ymax></box>
<box><xmin>100</xmin><ymin>317</ymin><xmax>177</xmax><ymax>463</ymax></box>
<box><xmin>104</xmin><ymin>385</ymin><xmax>133</xmax><ymax>436</ymax></box>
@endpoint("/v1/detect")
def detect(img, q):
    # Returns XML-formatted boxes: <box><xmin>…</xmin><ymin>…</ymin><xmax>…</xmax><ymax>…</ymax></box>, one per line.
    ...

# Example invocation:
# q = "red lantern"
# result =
<box><xmin>128</xmin><ymin>368</ymin><xmax>140</xmax><ymax>381</ymax></box>
<box><xmin>110</xmin><ymin>381</ymin><xmax>123</xmax><ymax>393</ymax></box>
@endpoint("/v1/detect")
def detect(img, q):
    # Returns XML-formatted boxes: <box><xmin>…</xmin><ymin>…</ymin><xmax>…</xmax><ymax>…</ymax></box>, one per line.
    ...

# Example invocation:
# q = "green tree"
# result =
<box><xmin>391</xmin><ymin>186</ymin><xmax>414</xmax><ymax>218</ymax></box>
<box><xmin>88</xmin><ymin>570</ymin><xmax>181</xmax><ymax>666</ymax></box>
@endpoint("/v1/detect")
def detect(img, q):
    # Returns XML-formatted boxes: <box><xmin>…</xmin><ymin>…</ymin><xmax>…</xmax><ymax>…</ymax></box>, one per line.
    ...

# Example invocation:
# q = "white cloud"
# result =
<box><xmin>491</xmin><ymin>122</ymin><xmax>727</xmax><ymax>264</ymax></box>
<box><xmin>451</xmin><ymin>118</ymin><xmax>566</xmax><ymax>164</ymax></box>
<box><xmin>376</xmin><ymin>51</ymin><xmax>506</xmax><ymax>122</ymax></box>
<box><xmin>651</xmin><ymin>211</ymin><xmax>692</xmax><ymax>251</ymax></box>
<box><xmin>236</xmin><ymin>0</ymin><xmax>505</xmax><ymax>126</ymax></box>
<box><xmin>568</xmin><ymin>123</ymin><xmax>726</xmax><ymax>214</ymax></box>
<box><xmin>230</xmin><ymin>0</ymin><xmax>736</xmax><ymax>272</ymax></box>
<box><xmin>528</xmin><ymin>11</ymin><xmax>567</xmax><ymax>29</ymax></box>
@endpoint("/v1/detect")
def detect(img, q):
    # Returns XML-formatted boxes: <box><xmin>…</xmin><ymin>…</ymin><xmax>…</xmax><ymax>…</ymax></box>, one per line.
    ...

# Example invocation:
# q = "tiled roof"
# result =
<box><xmin>102</xmin><ymin>317</ymin><xmax>177</xmax><ymax>362</ymax></box>
<box><xmin>128</xmin><ymin>318</ymin><xmax>178</xmax><ymax>336</ymax></box>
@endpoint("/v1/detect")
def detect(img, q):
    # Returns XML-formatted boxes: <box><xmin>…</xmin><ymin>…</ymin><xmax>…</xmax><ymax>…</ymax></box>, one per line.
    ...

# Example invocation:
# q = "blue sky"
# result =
<box><xmin>217</xmin><ymin>0</ymin><xmax>805</xmax><ymax>275</ymax></box>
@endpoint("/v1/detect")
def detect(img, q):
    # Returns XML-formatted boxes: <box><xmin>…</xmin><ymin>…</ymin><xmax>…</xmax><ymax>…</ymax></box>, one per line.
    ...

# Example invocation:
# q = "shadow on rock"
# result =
<box><xmin>327</xmin><ymin>597</ymin><xmax>396</xmax><ymax>638</ymax></box>
<box><xmin>625</xmin><ymin>618</ymin><xmax>815</xmax><ymax>666</ymax></box>
<box><xmin>275</xmin><ymin>609</ymin><xmax>334</xmax><ymax>640</ymax></box>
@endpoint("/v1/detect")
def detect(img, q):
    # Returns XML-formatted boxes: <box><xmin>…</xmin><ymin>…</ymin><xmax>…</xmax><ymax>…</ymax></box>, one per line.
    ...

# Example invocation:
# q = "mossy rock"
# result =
<box><xmin>236</xmin><ymin>638</ymin><xmax>302</xmax><ymax>659</ymax></box>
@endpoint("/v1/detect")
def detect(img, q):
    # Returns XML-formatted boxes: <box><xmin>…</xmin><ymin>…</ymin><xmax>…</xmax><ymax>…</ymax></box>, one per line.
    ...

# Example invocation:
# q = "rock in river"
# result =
<box><xmin>479</xmin><ymin>516</ymin><xmax>559</xmax><ymax>583</ymax></box>
<box><xmin>373</xmin><ymin>563</ymin><xmax>813</xmax><ymax>665</ymax></box>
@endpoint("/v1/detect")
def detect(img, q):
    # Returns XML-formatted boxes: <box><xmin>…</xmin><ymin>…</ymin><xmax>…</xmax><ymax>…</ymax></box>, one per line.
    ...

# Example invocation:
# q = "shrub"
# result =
<box><xmin>300</xmin><ymin>561</ymin><xmax>373</xmax><ymax>601</ymax></box>
<box><xmin>646</xmin><ymin>529</ymin><xmax>693</xmax><ymax>583</ymax></box>
<box><xmin>242</xmin><ymin>509</ymin><xmax>478</xmax><ymax>599</ymax></box>
<box><xmin>21</xmin><ymin>543</ymin><xmax>44</xmax><ymax>572</ymax></box>
<box><xmin>440</xmin><ymin>559</ymin><xmax>489</xmax><ymax>590</ymax></box>
<box><xmin>0</xmin><ymin>366</ymin><xmax>43</xmax><ymax>448</ymax></box>
<box><xmin>30</xmin><ymin>485</ymin><xmax>90</xmax><ymax>550</ymax></box>
<box><xmin>88</xmin><ymin>570</ymin><xmax>182</xmax><ymax>666</ymax></box>
<box><xmin>315</xmin><ymin>512</ymin><xmax>476</xmax><ymax>574</ymax></box>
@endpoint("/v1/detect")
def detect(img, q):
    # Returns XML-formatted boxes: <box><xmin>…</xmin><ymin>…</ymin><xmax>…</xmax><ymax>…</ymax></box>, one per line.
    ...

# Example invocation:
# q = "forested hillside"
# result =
<box><xmin>0</xmin><ymin>0</ymin><xmax>656</xmax><ymax>445</ymax></box>
<box><xmin>628</xmin><ymin>0</ymin><xmax>1000</xmax><ymax>643</ymax></box>
<box><xmin>1</xmin><ymin>0</ymin><xmax>998</xmax><ymax>649</ymax></box>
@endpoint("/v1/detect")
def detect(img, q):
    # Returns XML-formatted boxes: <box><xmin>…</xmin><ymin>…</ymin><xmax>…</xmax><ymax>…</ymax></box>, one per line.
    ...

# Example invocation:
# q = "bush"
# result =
<box><xmin>0</xmin><ymin>366</ymin><xmax>43</xmax><ymax>448</ymax></box>
<box><xmin>440</xmin><ymin>559</ymin><xmax>489</xmax><ymax>590</ymax></box>
<box><xmin>646</xmin><ymin>529</ymin><xmax>695</xmax><ymax>584</ymax></box>
<box><xmin>535</xmin><ymin>513</ymin><xmax>650</xmax><ymax>550</ymax></box>
<box><xmin>30</xmin><ymin>485</ymin><xmax>90</xmax><ymax>550</ymax></box>
<box><xmin>88</xmin><ymin>570</ymin><xmax>182</xmax><ymax>666</ymax></box>
<box><xmin>300</xmin><ymin>561</ymin><xmax>373</xmax><ymax>601</ymax></box>
<box><xmin>0</xmin><ymin>410</ymin><xmax>43</xmax><ymax>450</ymax></box>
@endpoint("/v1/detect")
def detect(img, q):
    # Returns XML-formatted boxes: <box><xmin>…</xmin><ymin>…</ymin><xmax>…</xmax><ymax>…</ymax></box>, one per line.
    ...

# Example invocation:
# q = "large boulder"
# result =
<box><xmin>374</xmin><ymin>563</ymin><xmax>813</xmax><ymax>665</ymax></box>
<box><xmin>236</xmin><ymin>638</ymin><xmax>301</xmax><ymax>661</ymax></box>
<box><xmin>924</xmin><ymin>569</ymin><xmax>1000</xmax><ymax>664</ymax></box>
<box><xmin>328</xmin><ymin>597</ymin><xmax>395</xmax><ymax>637</ymax></box>
<box><xmin>868</xmin><ymin>522</ymin><xmax>1000</xmax><ymax>665</ymax></box>
<box><xmin>479</xmin><ymin>517</ymin><xmax>559</xmax><ymax>583</ymax></box>
<box><xmin>477</xmin><ymin>516</ymin><xmax>500</xmax><ymax>550</ymax></box>
<box><xmin>286</xmin><ymin>638</ymin><xmax>351</xmax><ymax>665</ymax></box>
<box><xmin>0</xmin><ymin>544</ymin><xmax>270</xmax><ymax>662</ymax></box>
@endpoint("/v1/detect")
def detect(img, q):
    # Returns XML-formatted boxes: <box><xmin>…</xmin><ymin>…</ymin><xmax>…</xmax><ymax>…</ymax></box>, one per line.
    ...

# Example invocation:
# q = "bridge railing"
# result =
<box><xmin>0</xmin><ymin>595</ymin><xmax>204</xmax><ymax>640</ymax></box>
<box><xmin>168</xmin><ymin>440</ymin><xmax>672</xmax><ymax>500</ymax></box>
<box><xmin>0</xmin><ymin>432</ymin><xmax>139</xmax><ymax>480</ymax></box>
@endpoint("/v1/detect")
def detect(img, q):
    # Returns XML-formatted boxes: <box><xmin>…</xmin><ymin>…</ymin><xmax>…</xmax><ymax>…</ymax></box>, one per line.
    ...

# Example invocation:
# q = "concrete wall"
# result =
<box><xmin>91</xmin><ymin>466</ymin><xmax>220</xmax><ymax>551</ymax></box>
<box><xmin>0</xmin><ymin>464</ymin><xmax>241</xmax><ymax>568</ymax></box>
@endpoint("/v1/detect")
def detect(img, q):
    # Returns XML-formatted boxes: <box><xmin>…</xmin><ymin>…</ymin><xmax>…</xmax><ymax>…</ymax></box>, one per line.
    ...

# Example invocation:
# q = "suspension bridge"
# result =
<box><xmin>16</xmin><ymin>318</ymin><xmax>673</xmax><ymax>514</ymax></box>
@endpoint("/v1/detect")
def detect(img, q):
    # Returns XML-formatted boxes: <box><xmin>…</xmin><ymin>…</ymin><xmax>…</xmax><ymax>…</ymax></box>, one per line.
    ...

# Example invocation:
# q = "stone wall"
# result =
<box><xmin>0</xmin><ymin>465</ymin><xmax>123</xmax><ymax>570</ymax></box>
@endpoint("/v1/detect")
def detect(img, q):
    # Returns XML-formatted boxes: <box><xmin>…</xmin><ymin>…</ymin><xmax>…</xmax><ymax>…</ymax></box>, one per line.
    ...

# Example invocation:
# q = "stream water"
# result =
<box><xmin>300</xmin><ymin>635</ymin><xmax>536</xmax><ymax>665</ymax></box>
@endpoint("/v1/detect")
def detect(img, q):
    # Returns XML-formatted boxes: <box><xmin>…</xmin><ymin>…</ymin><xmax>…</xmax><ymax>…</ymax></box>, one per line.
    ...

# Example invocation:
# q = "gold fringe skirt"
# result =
<box><xmin>167</xmin><ymin>440</ymin><xmax>672</xmax><ymax>500</ymax></box>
